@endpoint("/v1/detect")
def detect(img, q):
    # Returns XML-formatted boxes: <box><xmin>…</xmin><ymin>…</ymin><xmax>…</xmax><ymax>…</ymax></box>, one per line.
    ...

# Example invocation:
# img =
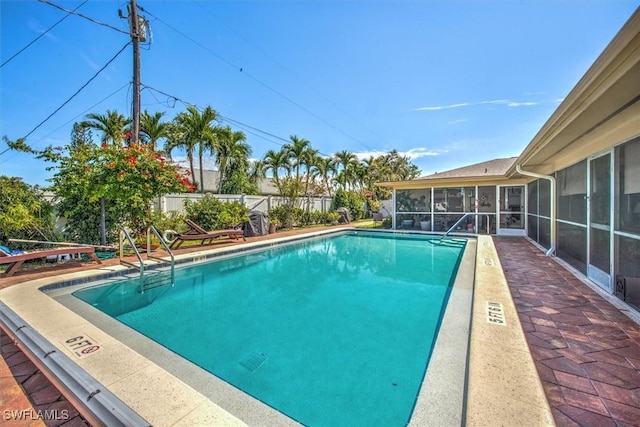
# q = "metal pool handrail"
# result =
<box><xmin>146</xmin><ymin>225</ymin><xmax>175</xmax><ymax>286</ymax></box>
<box><xmin>119</xmin><ymin>228</ymin><xmax>145</xmax><ymax>280</ymax></box>
<box><xmin>443</xmin><ymin>212</ymin><xmax>492</xmax><ymax>237</ymax></box>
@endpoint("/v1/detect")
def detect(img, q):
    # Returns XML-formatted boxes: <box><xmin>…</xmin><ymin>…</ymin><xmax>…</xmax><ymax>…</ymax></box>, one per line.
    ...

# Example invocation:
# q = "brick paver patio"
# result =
<box><xmin>1</xmin><ymin>332</ymin><xmax>88</xmax><ymax>426</ymax></box>
<box><xmin>494</xmin><ymin>236</ymin><xmax>640</xmax><ymax>427</ymax></box>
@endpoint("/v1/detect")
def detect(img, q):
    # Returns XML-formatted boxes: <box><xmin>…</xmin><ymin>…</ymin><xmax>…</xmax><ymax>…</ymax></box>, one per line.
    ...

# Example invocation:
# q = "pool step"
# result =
<box><xmin>140</xmin><ymin>272</ymin><xmax>174</xmax><ymax>293</ymax></box>
<box><xmin>429</xmin><ymin>237</ymin><xmax>467</xmax><ymax>248</ymax></box>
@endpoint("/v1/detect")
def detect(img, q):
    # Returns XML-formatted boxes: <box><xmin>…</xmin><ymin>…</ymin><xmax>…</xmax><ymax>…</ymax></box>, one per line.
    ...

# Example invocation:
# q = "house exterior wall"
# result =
<box><xmin>391</xmin><ymin>184</ymin><xmax>528</xmax><ymax>236</ymax></box>
<box><xmin>525</xmin><ymin>136</ymin><xmax>640</xmax><ymax>312</ymax></box>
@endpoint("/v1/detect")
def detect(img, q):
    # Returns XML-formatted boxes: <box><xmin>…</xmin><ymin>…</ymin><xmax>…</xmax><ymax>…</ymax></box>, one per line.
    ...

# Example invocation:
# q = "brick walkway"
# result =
<box><xmin>494</xmin><ymin>236</ymin><xmax>640</xmax><ymax>427</ymax></box>
<box><xmin>0</xmin><ymin>332</ymin><xmax>89</xmax><ymax>427</ymax></box>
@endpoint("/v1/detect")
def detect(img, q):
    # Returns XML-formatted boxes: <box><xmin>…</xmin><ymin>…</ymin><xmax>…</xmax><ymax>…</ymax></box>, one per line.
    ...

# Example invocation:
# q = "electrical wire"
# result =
<box><xmin>1</xmin><ymin>0</ymin><xmax>89</xmax><ymax>68</ymax></box>
<box><xmin>193</xmin><ymin>0</ymin><xmax>383</xmax><ymax>146</ymax></box>
<box><xmin>22</xmin><ymin>42</ymin><xmax>131</xmax><ymax>140</ymax></box>
<box><xmin>48</xmin><ymin>82</ymin><xmax>132</xmax><ymax>138</ymax></box>
<box><xmin>139</xmin><ymin>5</ymin><xmax>366</xmax><ymax>147</ymax></box>
<box><xmin>38</xmin><ymin>0</ymin><xmax>129</xmax><ymax>35</ymax></box>
<box><xmin>218</xmin><ymin>115</ymin><xmax>290</xmax><ymax>144</ymax></box>
<box><xmin>0</xmin><ymin>83</ymin><xmax>132</xmax><ymax>164</ymax></box>
<box><xmin>140</xmin><ymin>83</ymin><xmax>322</xmax><ymax>152</ymax></box>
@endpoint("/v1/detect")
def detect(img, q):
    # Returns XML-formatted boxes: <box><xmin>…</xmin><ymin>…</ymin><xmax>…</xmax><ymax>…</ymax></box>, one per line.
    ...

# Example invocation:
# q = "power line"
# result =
<box><xmin>194</xmin><ymin>0</ymin><xmax>383</xmax><ymax>147</ymax></box>
<box><xmin>1</xmin><ymin>0</ymin><xmax>89</xmax><ymax>68</ymax></box>
<box><xmin>38</xmin><ymin>0</ymin><xmax>129</xmax><ymax>35</ymax></box>
<box><xmin>142</xmin><ymin>83</ymin><xmax>336</xmax><ymax>158</ymax></box>
<box><xmin>218</xmin><ymin>115</ymin><xmax>289</xmax><ymax>144</ymax></box>
<box><xmin>22</xmin><ymin>42</ymin><xmax>131</xmax><ymax>140</ymax></box>
<box><xmin>139</xmin><ymin>5</ymin><xmax>366</xmax><ymax>148</ymax></box>
<box><xmin>140</xmin><ymin>83</ymin><xmax>319</xmax><ymax>153</ymax></box>
<box><xmin>38</xmin><ymin>83</ymin><xmax>132</xmax><ymax>144</ymax></box>
<box><xmin>1</xmin><ymin>83</ymin><xmax>131</xmax><ymax>164</ymax></box>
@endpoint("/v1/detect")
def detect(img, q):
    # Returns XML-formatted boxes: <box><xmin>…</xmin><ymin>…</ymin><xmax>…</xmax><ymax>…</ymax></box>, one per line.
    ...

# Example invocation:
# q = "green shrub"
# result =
<box><xmin>301</xmin><ymin>209</ymin><xmax>325</xmax><ymax>225</ymax></box>
<box><xmin>147</xmin><ymin>210</ymin><xmax>185</xmax><ymax>233</ymax></box>
<box><xmin>268</xmin><ymin>205</ymin><xmax>305</xmax><ymax>229</ymax></box>
<box><xmin>184</xmin><ymin>195</ymin><xmax>249</xmax><ymax>230</ymax></box>
<box><xmin>332</xmin><ymin>189</ymin><xmax>366</xmax><ymax>220</ymax></box>
<box><xmin>326</xmin><ymin>211</ymin><xmax>341</xmax><ymax>224</ymax></box>
<box><xmin>0</xmin><ymin>176</ymin><xmax>56</xmax><ymax>242</ymax></box>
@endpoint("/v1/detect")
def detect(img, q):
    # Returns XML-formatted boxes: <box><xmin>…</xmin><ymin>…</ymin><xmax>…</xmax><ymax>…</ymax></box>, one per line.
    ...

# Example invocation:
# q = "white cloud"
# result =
<box><xmin>414</xmin><ymin>103</ymin><xmax>470</xmax><ymax>111</ymax></box>
<box><xmin>480</xmin><ymin>99</ymin><xmax>511</xmax><ymax>105</ymax></box>
<box><xmin>172</xmin><ymin>155</ymin><xmax>218</xmax><ymax>171</ymax></box>
<box><xmin>480</xmin><ymin>99</ymin><xmax>537</xmax><ymax>107</ymax></box>
<box><xmin>353</xmin><ymin>150</ymin><xmax>388</xmax><ymax>160</ymax></box>
<box><xmin>80</xmin><ymin>52</ymin><xmax>100</xmax><ymax>72</ymax></box>
<box><xmin>506</xmin><ymin>101</ymin><xmax>537</xmax><ymax>107</ymax></box>
<box><xmin>415</xmin><ymin>98</ymin><xmax>539</xmax><ymax>112</ymax></box>
<box><xmin>28</xmin><ymin>19</ymin><xmax>57</xmax><ymax>42</ymax></box>
<box><xmin>351</xmin><ymin>148</ymin><xmax>444</xmax><ymax>161</ymax></box>
<box><xmin>447</xmin><ymin>119</ymin><xmax>468</xmax><ymax>125</ymax></box>
<box><xmin>402</xmin><ymin>147</ymin><xmax>447</xmax><ymax>160</ymax></box>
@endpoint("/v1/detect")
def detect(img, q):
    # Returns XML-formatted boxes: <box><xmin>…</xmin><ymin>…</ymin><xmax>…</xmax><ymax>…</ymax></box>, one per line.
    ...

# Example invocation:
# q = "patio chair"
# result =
<box><xmin>169</xmin><ymin>219</ymin><xmax>246</xmax><ymax>249</ymax></box>
<box><xmin>0</xmin><ymin>244</ymin><xmax>102</xmax><ymax>278</ymax></box>
<box><xmin>372</xmin><ymin>212</ymin><xmax>384</xmax><ymax>227</ymax></box>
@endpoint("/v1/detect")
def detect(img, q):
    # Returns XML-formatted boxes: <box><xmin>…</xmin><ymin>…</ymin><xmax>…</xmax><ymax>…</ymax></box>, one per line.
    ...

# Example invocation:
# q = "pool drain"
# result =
<box><xmin>239</xmin><ymin>352</ymin><xmax>268</xmax><ymax>372</ymax></box>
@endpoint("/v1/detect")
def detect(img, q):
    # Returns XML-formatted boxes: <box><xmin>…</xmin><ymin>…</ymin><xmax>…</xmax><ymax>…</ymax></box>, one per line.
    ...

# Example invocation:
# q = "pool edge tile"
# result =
<box><xmin>466</xmin><ymin>235</ymin><xmax>554</xmax><ymax>426</ymax></box>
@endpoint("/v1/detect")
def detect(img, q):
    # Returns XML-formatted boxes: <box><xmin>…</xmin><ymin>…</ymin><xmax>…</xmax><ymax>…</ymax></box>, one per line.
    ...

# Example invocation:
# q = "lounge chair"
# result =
<box><xmin>0</xmin><ymin>244</ymin><xmax>102</xmax><ymax>278</ymax></box>
<box><xmin>169</xmin><ymin>219</ymin><xmax>246</xmax><ymax>249</ymax></box>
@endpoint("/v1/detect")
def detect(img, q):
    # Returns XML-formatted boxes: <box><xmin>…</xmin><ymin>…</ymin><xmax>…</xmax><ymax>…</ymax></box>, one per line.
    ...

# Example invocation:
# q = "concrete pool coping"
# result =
<box><xmin>0</xmin><ymin>230</ymin><xmax>552</xmax><ymax>425</ymax></box>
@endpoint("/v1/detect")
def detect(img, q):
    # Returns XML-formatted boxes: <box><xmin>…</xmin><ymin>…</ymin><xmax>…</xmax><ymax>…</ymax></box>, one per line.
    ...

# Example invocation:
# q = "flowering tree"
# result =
<box><xmin>89</xmin><ymin>142</ymin><xmax>195</xmax><ymax>231</ymax></box>
<box><xmin>48</xmin><ymin>139</ymin><xmax>194</xmax><ymax>242</ymax></box>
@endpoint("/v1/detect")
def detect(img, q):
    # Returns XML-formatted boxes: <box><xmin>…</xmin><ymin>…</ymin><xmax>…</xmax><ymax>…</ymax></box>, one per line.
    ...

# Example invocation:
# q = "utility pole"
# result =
<box><xmin>128</xmin><ymin>0</ymin><xmax>141</xmax><ymax>144</ymax></box>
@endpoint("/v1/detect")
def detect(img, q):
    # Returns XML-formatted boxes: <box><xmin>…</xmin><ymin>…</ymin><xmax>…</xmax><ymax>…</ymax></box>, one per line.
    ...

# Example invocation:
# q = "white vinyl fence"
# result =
<box><xmin>155</xmin><ymin>193</ymin><xmax>334</xmax><ymax>215</ymax></box>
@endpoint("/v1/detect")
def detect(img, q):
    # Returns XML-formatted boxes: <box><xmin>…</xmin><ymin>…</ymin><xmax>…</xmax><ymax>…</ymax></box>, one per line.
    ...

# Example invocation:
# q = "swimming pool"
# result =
<box><xmin>72</xmin><ymin>231</ymin><xmax>466</xmax><ymax>426</ymax></box>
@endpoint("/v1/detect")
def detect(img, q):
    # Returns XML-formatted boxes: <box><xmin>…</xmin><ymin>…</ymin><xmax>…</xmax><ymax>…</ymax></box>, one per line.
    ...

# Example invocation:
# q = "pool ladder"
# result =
<box><xmin>119</xmin><ymin>226</ymin><xmax>175</xmax><ymax>293</ymax></box>
<box><xmin>442</xmin><ymin>213</ymin><xmax>492</xmax><ymax>237</ymax></box>
<box><xmin>434</xmin><ymin>212</ymin><xmax>493</xmax><ymax>246</ymax></box>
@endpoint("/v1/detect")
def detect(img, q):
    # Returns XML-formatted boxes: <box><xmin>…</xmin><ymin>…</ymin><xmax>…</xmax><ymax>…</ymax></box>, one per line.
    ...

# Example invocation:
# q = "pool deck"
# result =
<box><xmin>1</xmin><ymin>228</ymin><xmax>639</xmax><ymax>426</ymax></box>
<box><xmin>492</xmin><ymin>236</ymin><xmax>640</xmax><ymax>426</ymax></box>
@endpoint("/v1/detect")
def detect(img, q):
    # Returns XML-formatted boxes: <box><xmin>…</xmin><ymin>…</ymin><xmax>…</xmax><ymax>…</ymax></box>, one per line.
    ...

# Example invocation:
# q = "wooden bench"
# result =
<box><xmin>0</xmin><ymin>246</ymin><xmax>102</xmax><ymax>278</ymax></box>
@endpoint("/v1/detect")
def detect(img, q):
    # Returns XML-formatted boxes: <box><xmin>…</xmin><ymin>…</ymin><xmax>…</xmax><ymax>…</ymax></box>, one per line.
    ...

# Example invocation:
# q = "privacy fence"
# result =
<box><xmin>154</xmin><ymin>194</ymin><xmax>334</xmax><ymax>215</ymax></box>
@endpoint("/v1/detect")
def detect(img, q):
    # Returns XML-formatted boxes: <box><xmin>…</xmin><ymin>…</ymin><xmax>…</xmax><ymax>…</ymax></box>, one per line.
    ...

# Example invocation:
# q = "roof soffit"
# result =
<box><xmin>517</xmin><ymin>10</ymin><xmax>640</xmax><ymax>168</ymax></box>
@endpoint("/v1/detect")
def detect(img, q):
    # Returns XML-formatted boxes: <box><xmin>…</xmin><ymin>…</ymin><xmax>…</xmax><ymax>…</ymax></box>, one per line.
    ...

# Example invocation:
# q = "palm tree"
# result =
<box><xmin>82</xmin><ymin>110</ymin><xmax>130</xmax><ymax>146</ymax></box>
<box><xmin>164</xmin><ymin>121</ymin><xmax>196</xmax><ymax>185</ymax></box>
<box><xmin>248</xmin><ymin>159</ymin><xmax>265</xmax><ymax>187</ymax></box>
<box><xmin>351</xmin><ymin>160</ymin><xmax>367</xmax><ymax>191</ymax></box>
<box><xmin>140</xmin><ymin>111</ymin><xmax>170</xmax><ymax>150</ymax></box>
<box><xmin>174</xmin><ymin>105</ymin><xmax>219</xmax><ymax>193</ymax></box>
<box><xmin>283</xmin><ymin>135</ymin><xmax>310</xmax><ymax>179</ymax></box>
<box><xmin>314</xmin><ymin>156</ymin><xmax>337</xmax><ymax>197</ymax></box>
<box><xmin>161</xmin><ymin>123</ymin><xmax>181</xmax><ymax>161</ymax></box>
<box><xmin>262</xmin><ymin>148</ymin><xmax>291</xmax><ymax>187</ymax></box>
<box><xmin>300</xmin><ymin>147</ymin><xmax>319</xmax><ymax>196</ymax></box>
<box><xmin>333</xmin><ymin>150</ymin><xmax>358</xmax><ymax>190</ymax></box>
<box><xmin>216</xmin><ymin>127</ymin><xmax>251</xmax><ymax>194</ymax></box>
<box><xmin>361</xmin><ymin>155</ymin><xmax>378</xmax><ymax>190</ymax></box>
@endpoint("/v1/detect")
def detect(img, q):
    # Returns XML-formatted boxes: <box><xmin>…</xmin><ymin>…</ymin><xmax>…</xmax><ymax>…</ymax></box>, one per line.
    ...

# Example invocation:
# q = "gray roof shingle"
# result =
<box><xmin>417</xmin><ymin>157</ymin><xmax>517</xmax><ymax>180</ymax></box>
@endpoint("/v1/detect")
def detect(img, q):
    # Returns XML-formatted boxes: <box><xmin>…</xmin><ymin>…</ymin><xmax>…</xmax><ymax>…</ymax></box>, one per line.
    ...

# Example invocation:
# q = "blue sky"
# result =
<box><xmin>1</xmin><ymin>1</ymin><xmax>638</xmax><ymax>187</ymax></box>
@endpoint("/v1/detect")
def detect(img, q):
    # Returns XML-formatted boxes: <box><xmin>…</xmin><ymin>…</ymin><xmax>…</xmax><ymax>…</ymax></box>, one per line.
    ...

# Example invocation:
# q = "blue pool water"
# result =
<box><xmin>73</xmin><ymin>231</ymin><xmax>466</xmax><ymax>426</ymax></box>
